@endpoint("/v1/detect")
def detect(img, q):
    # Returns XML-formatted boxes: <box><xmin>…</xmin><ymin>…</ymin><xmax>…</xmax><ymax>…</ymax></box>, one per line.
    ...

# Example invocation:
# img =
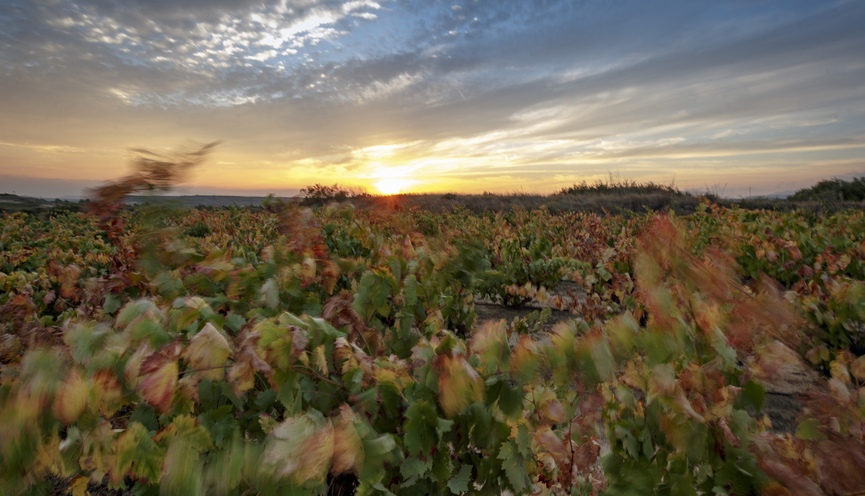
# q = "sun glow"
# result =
<box><xmin>374</xmin><ymin>177</ymin><xmax>414</xmax><ymax>195</ymax></box>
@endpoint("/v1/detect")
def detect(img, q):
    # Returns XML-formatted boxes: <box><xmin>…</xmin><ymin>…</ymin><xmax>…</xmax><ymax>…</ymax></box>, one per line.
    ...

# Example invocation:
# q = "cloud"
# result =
<box><xmin>1</xmin><ymin>0</ymin><xmax>864</xmax><ymax>198</ymax></box>
<box><xmin>0</xmin><ymin>141</ymin><xmax>89</xmax><ymax>154</ymax></box>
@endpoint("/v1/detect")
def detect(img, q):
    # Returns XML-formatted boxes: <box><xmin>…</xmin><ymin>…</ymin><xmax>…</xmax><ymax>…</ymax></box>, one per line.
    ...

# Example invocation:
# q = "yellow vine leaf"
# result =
<box><xmin>53</xmin><ymin>369</ymin><xmax>88</xmax><ymax>425</ymax></box>
<box><xmin>124</xmin><ymin>342</ymin><xmax>152</xmax><ymax>390</ymax></box>
<box><xmin>91</xmin><ymin>371</ymin><xmax>123</xmax><ymax>417</ymax></box>
<box><xmin>264</xmin><ymin>414</ymin><xmax>334</xmax><ymax>484</ymax></box>
<box><xmin>70</xmin><ymin>475</ymin><xmax>89</xmax><ymax>496</ymax></box>
<box><xmin>182</xmin><ymin>323</ymin><xmax>232</xmax><ymax>381</ymax></box>
<box><xmin>312</xmin><ymin>344</ymin><xmax>329</xmax><ymax>376</ymax></box>
<box><xmin>436</xmin><ymin>354</ymin><xmax>484</xmax><ymax>417</ymax></box>
<box><xmin>227</xmin><ymin>360</ymin><xmax>255</xmax><ymax>396</ymax></box>
<box><xmin>510</xmin><ymin>335</ymin><xmax>540</xmax><ymax>384</ymax></box>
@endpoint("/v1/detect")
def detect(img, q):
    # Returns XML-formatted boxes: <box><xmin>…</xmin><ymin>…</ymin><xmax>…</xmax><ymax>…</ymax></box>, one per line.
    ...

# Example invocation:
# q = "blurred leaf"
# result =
<box><xmin>470</xmin><ymin>319</ymin><xmax>510</xmax><ymax>374</ymax></box>
<box><xmin>332</xmin><ymin>405</ymin><xmax>364</xmax><ymax>475</ymax></box>
<box><xmin>138</xmin><ymin>353</ymin><xmax>179</xmax><ymax>413</ymax></box>
<box><xmin>227</xmin><ymin>360</ymin><xmax>255</xmax><ymax>397</ymax></box>
<box><xmin>851</xmin><ymin>355</ymin><xmax>865</xmax><ymax>382</ymax></box>
<box><xmin>510</xmin><ymin>335</ymin><xmax>539</xmax><ymax>384</ymax></box>
<box><xmin>312</xmin><ymin>344</ymin><xmax>329</xmax><ymax>376</ymax></box>
<box><xmin>795</xmin><ymin>418</ymin><xmax>827</xmax><ymax>441</ymax></box>
<box><xmin>200</xmin><ymin>405</ymin><xmax>239</xmax><ymax>449</ymax></box>
<box><xmin>112</xmin><ymin>422</ymin><xmax>166</xmax><ymax>484</ymax></box>
<box><xmin>52</xmin><ymin>369</ymin><xmax>88</xmax><ymax>425</ymax></box>
<box><xmin>263</xmin><ymin>412</ymin><xmax>334</xmax><ymax>484</ymax></box>
<box><xmin>182</xmin><ymin>323</ymin><xmax>232</xmax><ymax>381</ymax></box>
<box><xmin>436</xmin><ymin>354</ymin><xmax>484</xmax><ymax>417</ymax></box>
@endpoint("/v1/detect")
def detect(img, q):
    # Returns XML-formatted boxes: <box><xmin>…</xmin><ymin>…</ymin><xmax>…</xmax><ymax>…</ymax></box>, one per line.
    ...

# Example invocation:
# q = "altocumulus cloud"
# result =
<box><xmin>0</xmin><ymin>0</ymin><xmax>864</xmax><ymax>196</ymax></box>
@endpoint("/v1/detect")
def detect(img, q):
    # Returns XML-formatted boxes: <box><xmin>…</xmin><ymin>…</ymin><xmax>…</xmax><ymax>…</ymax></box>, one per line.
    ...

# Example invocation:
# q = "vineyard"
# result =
<box><xmin>2</xmin><ymin>180</ymin><xmax>865</xmax><ymax>495</ymax></box>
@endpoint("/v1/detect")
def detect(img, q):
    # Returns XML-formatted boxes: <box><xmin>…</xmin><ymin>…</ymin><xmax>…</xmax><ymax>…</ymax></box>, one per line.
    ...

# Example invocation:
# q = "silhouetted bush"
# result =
<box><xmin>558</xmin><ymin>178</ymin><xmax>684</xmax><ymax>196</ymax></box>
<box><xmin>790</xmin><ymin>177</ymin><xmax>865</xmax><ymax>202</ymax></box>
<box><xmin>299</xmin><ymin>184</ymin><xmax>369</xmax><ymax>206</ymax></box>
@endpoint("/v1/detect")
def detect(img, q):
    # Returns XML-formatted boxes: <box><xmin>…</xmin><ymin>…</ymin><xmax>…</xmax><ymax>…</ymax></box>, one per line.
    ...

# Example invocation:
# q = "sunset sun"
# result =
<box><xmin>374</xmin><ymin>178</ymin><xmax>413</xmax><ymax>195</ymax></box>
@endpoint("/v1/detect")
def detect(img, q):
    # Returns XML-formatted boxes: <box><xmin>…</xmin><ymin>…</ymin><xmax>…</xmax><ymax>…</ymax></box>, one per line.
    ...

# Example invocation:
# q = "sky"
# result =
<box><xmin>1</xmin><ymin>0</ymin><xmax>864</xmax><ymax>198</ymax></box>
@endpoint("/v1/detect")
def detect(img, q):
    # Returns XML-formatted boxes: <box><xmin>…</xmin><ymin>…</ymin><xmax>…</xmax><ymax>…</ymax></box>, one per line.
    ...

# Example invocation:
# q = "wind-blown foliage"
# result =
<box><xmin>1</xmin><ymin>183</ymin><xmax>865</xmax><ymax>495</ymax></box>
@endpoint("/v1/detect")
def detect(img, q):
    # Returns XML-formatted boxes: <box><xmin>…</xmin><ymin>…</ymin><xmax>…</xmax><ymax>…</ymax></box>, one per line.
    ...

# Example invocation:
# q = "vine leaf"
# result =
<box><xmin>401</xmin><ymin>456</ymin><xmax>433</xmax><ymax>479</ymax></box>
<box><xmin>182</xmin><ymin>323</ymin><xmax>232</xmax><ymax>381</ymax></box>
<box><xmin>231</xmin><ymin>328</ymin><xmax>274</xmax><ymax>394</ymax></box>
<box><xmin>404</xmin><ymin>401</ymin><xmax>439</xmax><ymax>457</ymax></box>
<box><xmin>573</xmin><ymin>438</ymin><xmax>601</xmax><ymax>473</ymax></box>
<box><xmin>510</xmin><ymin>335</ymin><xmax>539</xmax><ymax>384</ymax></box>
<box><xmin>139</xmin><ymin>353</ymin><xmax>179</xmax><ymax>413</ymax></box>
<box><xmin>470</xmin><ymin>319</ymin><xmax>509</xmax><ymax>374</ymax></box>
<box><xmin>53</xmin><ymin>369</ymin><xmax>88</xmax><ymax>425</ymax></box>
<box><xmin>264</xmin><ymin>413</ymin><xmax>334</xmax><ymax>484</ymax></box>
<box><xmin>332</xmin><ymin>405</ymin><xmax>364</xmax><ymax>475</ymax></box>
<box><xmin>435</xmin><ymin>354</ymin><xmax>484</xmax><ymax>417</ymax></box>
<box><xmin>540</xmin><ymin>397</ymin><xmax>566</xmax><ymax>425</ymax></box>
<box><xmin>124</xmin><ymin>342</ymin><xmax>153</xmax><ymax>390</ymax></box>
<box><xmin>227</xmin><ymin>360</ymin><xmax>254</xmax><ymax>397</ymax></box>
<box><xmin>112</xmin><ymin>422</ymin><xmax>166</xmax><ymax>485</ymax></box>
<box><xmin>312</xmin><ymin>344</ymin><xmax>329</xmax><ymax>376</ymax></box>
<box><xmin>70</xmin><ymin>475</ymin><xmax>89</xmax><ymax>496</ymax></box>
<box><xmin>447</xmin><ymin>464</ymin><xmax>471</xmax><ymax>494</ymax></box>
<box><xmin>498</xmin><ymin>440</ymin><xmax>531</xmax><ymax>493</ymax></box>
<box><xmin>91</xmin><ymin>371</ymin><xmax>124</xmax><ymax>417</ymax></box>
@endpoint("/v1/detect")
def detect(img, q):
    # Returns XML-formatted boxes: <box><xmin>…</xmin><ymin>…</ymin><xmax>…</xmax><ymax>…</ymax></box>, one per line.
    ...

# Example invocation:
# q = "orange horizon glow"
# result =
<box><xmin>2</xmin><ymin>139</ymin><xmax>863</xmax><ymax>200</ymax></box>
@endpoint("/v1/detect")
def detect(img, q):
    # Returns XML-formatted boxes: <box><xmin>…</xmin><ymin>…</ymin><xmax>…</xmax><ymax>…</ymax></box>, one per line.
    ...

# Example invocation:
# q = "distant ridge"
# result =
<box><xmin>0</xmin><ymin>193</ymin><xmax>84</xmax><ymax>212</ymax></box>
<box><xmin>0</xmin><ymin>193</ymin><xmax>291</xmax><ymax>211</ymax></box>
<box><xmin>124</xmin><ymin>195</ymin><xmax>292</xmax><ymax>207</ymax></box>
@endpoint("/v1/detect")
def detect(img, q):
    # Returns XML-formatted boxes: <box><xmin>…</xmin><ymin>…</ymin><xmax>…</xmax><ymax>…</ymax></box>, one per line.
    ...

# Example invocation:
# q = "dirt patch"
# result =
<box><xmin>47</xmin><ymin>474</ymin><xmax>134</xmax><ymax>496</ymax></box>
<box><xmin>763</xmin><ymin>393</ymin><xmax>803</xmax><ymax>434</ymax></box>
<box><xmin>472</xmin><ymin>281</ymin><xmax>585</xmax><ymax>347</ymax></box>
<box><xmin>759</xmin><ymin>361</ymin><xmax>817</xmax><ymax>433</ymax></box>
<box><xmin>474</xmin><ymin>303</ymin><xmax>575</xmax><ymax>332</ymax></box>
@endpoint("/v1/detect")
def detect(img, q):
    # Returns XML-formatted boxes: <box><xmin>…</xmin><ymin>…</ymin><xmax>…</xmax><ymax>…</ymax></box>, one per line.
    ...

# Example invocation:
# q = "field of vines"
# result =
<box><xmin>2</xmin><ymin>188</ymin><xmax>865</xmax><ymax>495</ymax></box>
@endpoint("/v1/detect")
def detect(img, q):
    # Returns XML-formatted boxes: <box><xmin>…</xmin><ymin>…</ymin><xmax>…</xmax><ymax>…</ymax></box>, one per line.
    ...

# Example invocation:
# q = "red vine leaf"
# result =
<box><xmin>138</xmin><ymin>353</ymin><xmax>179</xmax><ymax>413</ymax></box>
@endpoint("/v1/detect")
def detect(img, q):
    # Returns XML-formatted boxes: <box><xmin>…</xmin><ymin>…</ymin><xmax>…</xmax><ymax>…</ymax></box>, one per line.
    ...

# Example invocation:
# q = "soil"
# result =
<box><xmin>46</xmin><ymin>474</ymin><xmax>134</xmax><ymax>496</ymax></box>
<box><xmin>760</xmin><ymin>361</ymin><xmax>817</xmax><ymax>434</ymax></box>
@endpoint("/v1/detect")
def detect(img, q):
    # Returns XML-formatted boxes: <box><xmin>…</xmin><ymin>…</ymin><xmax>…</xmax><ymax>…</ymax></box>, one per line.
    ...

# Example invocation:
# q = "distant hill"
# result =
<box><xmin>0</xmin><ymin>193</ymin><xmax>84</xmax><ymax>213</ymax></box>
<box><xmin>0</xmin><ymin>193</ymin><xmax>283</xmax><ymax>212</ymax></box>
<box><xmin>124</xmin><ymin>195</ymin><xmax>279</xmax><ymax>208</ymax></box>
